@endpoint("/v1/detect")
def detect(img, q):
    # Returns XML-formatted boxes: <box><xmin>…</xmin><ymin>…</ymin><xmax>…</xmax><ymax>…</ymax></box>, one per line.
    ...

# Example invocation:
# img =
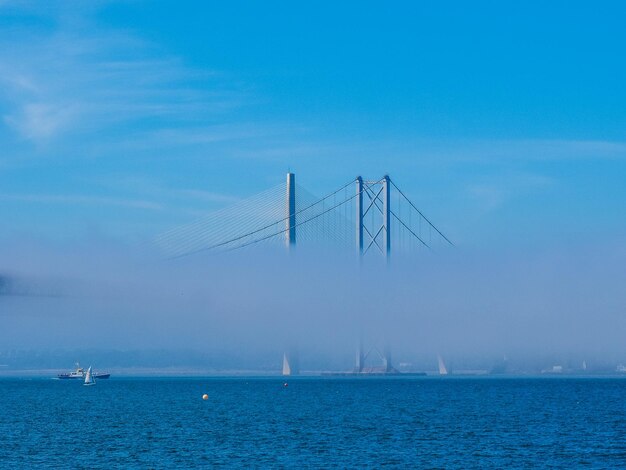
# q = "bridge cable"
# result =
<box><xmin>161</xmin><ymin>178</ymin><xmax>358</xmax><ymax>257</ymax></box>
<box><xmin>389</xmin><ymin>209</ymin><xmax>431</xmax><ymax>250</ymax></box>
<box><xmin>221</xmin><ymin>182</ymin><xmax>378</xmax><ymax>253</ymax></box>
<box><xmin>168</xmin><ymin>179</ymin><xmax>380</xmax><ymax>258</ymax></box>
<box><xmin>390</xmin><ymin>179</ymin><xmax>454</xmax><ymax>246</ymax></box>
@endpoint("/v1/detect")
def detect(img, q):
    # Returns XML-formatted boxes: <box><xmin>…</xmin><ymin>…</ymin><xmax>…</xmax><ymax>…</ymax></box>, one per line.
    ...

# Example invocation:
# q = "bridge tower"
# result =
<box><xmin>286</xmin><ymin>172</ymin><xmax>296</xmax><ymax>249</ymax></box>
<box><xmin>283</xmin><ymin>172</ymin><xmax>299</xmax><ymax>375</ymax></box>
<box><xmin>356</xmin><ymin>175</ymin><xmax>391</xmax><ymax>258</ymax></box>
<box><xmin>355</xmin><ymin>175</ymin><xmax>394</xmax><ymax>373</ymax></box>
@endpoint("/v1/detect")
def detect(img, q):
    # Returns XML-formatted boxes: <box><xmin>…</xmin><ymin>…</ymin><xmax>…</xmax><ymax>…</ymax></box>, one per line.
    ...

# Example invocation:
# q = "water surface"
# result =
<box><xmin>2</xmin><ymin>377</ymin><xmax>625</xmax><ymax>467</ymax></box>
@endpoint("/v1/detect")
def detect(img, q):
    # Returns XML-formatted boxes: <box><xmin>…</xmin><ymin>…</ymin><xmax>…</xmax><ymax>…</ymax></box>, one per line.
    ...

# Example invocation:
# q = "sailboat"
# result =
<box><xmin>83</xmin><ymin>366</ymin><xmax>96</xmax><ymax>386</ymax></box>
<box><xmin>437</xmin><ymin>355</ymin><xmax>448</xmax><ymax>375</ymax></box>
<box><xmin>282</xmin><ymin>353</ymin><xmax>292</xmax><ymax>376</ymax></box>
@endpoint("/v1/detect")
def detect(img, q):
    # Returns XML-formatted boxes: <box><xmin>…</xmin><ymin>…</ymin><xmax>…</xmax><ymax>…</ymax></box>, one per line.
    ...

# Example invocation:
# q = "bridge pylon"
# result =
<box><xmin>283</xmin><ymin>172</ymin><xmax>299</xmax><ymax>374</ymax></box>
<box><xmin>356</xmin><ymin>175</ymin><xmax>391</xmax><ymax>259</ymax></box>
<box><xmin>286</xmin><ymin>172</ymin><xmax>296</xmax><ymax>249</ymax></box>
<box><xmin>354</xmin><ymin>339</ymin><xmax>398</xmax><ymax>374</ymax></box>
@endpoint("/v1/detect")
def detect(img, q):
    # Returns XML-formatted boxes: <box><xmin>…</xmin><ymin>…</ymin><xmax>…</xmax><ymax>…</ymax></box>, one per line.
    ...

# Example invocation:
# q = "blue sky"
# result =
<box><xmin>1</xmin><ymin>1</ymin><xmax>625</xmax><ymax>248</ymax></box>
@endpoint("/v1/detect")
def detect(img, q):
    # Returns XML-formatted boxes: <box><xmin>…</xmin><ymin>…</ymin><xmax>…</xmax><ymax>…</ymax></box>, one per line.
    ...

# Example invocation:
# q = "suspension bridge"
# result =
<box><xmin>155</xmin><ymin>173</ymin><xmax>453</xmax><ymax>375</ymax></box>
<box><xmin>156</xmin><ymin>173</ymin><xmax>453</xmax><ymax>259</ymax></box>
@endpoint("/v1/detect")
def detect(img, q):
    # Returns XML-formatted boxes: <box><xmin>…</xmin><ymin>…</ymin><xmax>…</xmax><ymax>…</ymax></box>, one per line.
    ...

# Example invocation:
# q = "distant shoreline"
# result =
<box><xmin>2</xmin><ymin>369</ymin><xmax>626</xmax><ymax>379</ymax></box>
<box><xmin>0</xmin><ymin>368</ymin><xmax>283</xmax><ymax>378</ymax></box>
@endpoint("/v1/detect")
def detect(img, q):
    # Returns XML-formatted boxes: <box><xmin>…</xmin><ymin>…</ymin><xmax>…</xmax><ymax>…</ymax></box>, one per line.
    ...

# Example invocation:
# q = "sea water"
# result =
<box><xmin>1</xmin><ymin>377</ymin><xmax>625</xmax><ymax>468</ymax></box>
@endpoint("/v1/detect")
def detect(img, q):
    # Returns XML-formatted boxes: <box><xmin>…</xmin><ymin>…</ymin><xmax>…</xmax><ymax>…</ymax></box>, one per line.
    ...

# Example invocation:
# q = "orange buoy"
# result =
<box><xmin>202</xmin><ymin>394</ymin><xmax>209</xmax><ymax>400</ymax></box>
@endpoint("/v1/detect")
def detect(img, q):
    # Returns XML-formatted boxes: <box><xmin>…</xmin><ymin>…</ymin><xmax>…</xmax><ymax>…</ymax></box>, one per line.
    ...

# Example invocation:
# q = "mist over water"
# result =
<box><xmin>1</xmin><ymin>236</ymin><xmax>625</xmax><ymax>371</ymax></box>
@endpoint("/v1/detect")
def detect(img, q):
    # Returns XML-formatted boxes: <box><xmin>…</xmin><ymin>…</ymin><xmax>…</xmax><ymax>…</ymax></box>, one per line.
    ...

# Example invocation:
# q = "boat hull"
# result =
<box><xmin>57</xmin><ymin>372</ymin><xmax>111</xmax><ymax>379</ymax></box>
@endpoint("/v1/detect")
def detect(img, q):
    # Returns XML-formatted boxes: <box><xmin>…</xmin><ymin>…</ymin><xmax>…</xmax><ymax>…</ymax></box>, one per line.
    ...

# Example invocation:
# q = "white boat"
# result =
<box><xmin>58</xmin><ymin>362</ymin><xmax>111</xmax><ymax>380</ymax></box>
<box><xmin>438</xmin><ymin>355</ymin><xmax>448</xmax><ymax>375</ymax></box>
<box><xmin>83</xmin><ymin>366</ymin><xmax>96</xmax><ymax>386</ymax></box>
<box><xmin>282</xmin><ymin>353</ymin><xmax>292</xmax><ymax>376</ymax></box>
<box><xmin>58</xmin><ymin>362</ymin><xmax>85</xmax><ymax>379</ymax></box>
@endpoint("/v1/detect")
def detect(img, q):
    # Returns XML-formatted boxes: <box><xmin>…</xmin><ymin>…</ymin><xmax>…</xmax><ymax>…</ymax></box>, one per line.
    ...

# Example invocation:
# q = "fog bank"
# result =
<box><xmin>1</xmin><ymin>237</ymin><xmax>625</xmax><ymax>370</ymax></box>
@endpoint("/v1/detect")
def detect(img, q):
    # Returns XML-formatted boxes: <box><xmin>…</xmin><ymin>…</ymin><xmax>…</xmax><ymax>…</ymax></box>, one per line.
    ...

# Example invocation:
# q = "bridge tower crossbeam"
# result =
<box><xmin>357</xmin><ymin>175</ymin><xmax>391</xmax><ymax>259</ymax></box>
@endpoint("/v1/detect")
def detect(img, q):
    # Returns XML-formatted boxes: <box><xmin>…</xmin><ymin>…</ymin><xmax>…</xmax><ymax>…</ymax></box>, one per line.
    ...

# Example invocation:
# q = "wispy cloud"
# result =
<box><xmin>466</xmin><ymin>185</ymin><xmax>507</xmax><ymax>213</ymax></box>
<box><xmin>74</xmin><ymin>174</ymin><xmax>241</xmax><ymax>215</ymax></box>
<box><xmin>416</xmin><ymin>138</ymin><xmax>626</xmax><ymax>164</ymax></box>
<box><xmin>466</xmin><ymin>173</ymin><xmax>556</xmax><ymax>213</ymax></box>
<box><xmin>177</xmin><ymin>189</ymin><xmax>240</xmax><ymax>205</ymax></box>
<box><xmin>3</xmin><ymin>103</ymin><xmax>77</xmax><ymax>140</ymax></box>
<box><xmin>0</xmin><ymin>193</ymin><xmax>163</xmax><ymax>210</ymax></box>
<box><xmin>0</xmin><ymin>6</ymin><xmax>243</xmax><ymax>149</ymax></box>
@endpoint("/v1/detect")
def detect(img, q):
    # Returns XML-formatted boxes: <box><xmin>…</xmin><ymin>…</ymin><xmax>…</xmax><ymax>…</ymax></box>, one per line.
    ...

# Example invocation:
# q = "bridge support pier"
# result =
<box><xmin>355</xmin><ymin>338</ymin><xmax>364</xmax><ymax>373</ymax></box>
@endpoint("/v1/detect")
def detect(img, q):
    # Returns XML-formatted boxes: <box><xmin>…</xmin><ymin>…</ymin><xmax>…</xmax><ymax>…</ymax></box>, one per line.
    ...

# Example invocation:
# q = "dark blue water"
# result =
<box><xmin>2</xmin><ymin>377</ymin><xmax>625</xmax><ymax>468</ymax></box>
